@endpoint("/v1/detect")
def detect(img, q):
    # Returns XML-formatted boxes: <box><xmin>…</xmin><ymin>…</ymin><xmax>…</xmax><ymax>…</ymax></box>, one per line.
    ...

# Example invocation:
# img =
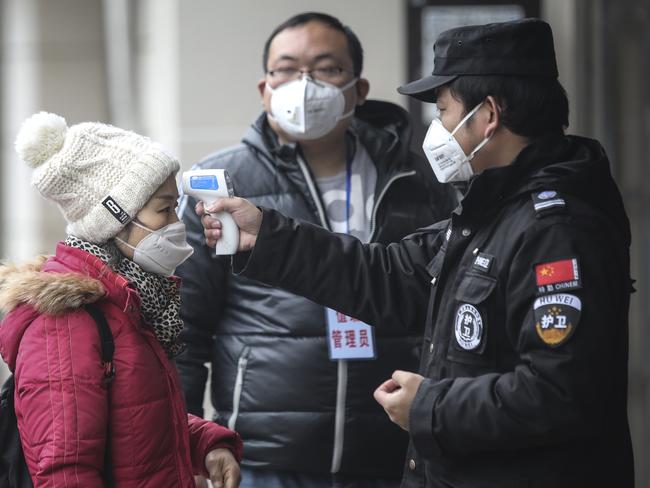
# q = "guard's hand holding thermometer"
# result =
<box><xmin>184</xmin><ymin>169</ymin><xmax>262</xmax><ymax>252</ymax></box>
<box><xmin>182</xmin><ymin>169</ymin><xmax>241</xmax><ymax>254</ymax></box>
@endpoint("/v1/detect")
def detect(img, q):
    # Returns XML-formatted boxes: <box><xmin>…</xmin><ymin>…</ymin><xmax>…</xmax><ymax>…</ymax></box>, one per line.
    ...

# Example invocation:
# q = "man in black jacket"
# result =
<box><xmin>196</xmin><ymin>18</ymin><xmax>634</xmax><ymax>488</ymax></box>
<box><xmin>176</xmin><ymin>12</ymin><xmax>457</xmax><ymax>488</ymax></box>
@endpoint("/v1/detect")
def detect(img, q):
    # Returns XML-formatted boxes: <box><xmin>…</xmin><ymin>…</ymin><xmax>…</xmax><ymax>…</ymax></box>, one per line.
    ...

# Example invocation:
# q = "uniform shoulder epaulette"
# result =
<box><xmin>531</xmin><ymin>190</ymin><xmax>566</xmax><ymax>215</ymax></box>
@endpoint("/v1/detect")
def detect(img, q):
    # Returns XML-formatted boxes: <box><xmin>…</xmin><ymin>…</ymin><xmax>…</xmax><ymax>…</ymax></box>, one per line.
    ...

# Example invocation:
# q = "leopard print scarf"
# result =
<box><xmin>65</xmin><ymin>236</ymin><xmax>185</xmax><ymax>357</ymax></box>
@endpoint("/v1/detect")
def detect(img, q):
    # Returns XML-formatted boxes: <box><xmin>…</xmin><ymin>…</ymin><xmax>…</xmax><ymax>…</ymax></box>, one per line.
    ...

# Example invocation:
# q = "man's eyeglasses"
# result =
<box><xmin>266</xmin><ymin>67</ymin><xmax>354</xmax><ymax>83</ymax></box>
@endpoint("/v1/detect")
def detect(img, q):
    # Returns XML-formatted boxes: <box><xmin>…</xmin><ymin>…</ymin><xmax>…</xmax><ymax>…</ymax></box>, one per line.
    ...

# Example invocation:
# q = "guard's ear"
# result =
<box><xmin>483</xmin><ymin>95</ymin><xmax>501</xmax><ymax>139</ymax></box>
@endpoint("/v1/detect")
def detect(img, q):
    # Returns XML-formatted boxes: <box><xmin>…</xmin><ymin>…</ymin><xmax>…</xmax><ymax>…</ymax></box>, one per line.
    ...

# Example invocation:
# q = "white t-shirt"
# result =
<box><xmin>314</xmin><ymin>142</ymin><xmax>377</xmax><ymax>243</ymax></box>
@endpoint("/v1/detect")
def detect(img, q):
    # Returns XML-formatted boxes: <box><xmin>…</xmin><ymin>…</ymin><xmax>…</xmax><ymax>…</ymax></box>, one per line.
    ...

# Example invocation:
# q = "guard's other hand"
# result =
<box><xmin>373</xmin><ymin>370</ymin><xmax>424</xmax><ymax>431</ymax></box>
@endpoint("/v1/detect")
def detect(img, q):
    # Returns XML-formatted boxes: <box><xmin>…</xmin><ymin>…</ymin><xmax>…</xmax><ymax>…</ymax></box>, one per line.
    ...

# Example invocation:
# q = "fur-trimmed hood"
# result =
<box><xmin>0</xmin><ymin>243</ymin><xmax>137</xmax><ymax>371</ymax></box>
<box><xmin>0</xmin><ymin>255</ymin><xmax>105</xmax><ymax>316</ymax></box>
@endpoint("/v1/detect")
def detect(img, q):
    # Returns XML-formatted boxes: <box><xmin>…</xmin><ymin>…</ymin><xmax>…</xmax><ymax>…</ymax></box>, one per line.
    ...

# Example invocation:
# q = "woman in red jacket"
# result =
<box><xmin>0</xmin><ymin>112</ymin><xmax>242</xmax><ymax>487</ymax></box>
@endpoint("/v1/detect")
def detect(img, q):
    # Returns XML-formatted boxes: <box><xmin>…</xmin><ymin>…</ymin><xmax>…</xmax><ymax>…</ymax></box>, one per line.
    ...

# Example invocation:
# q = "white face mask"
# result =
<box><xmin>116</xmin><ymin>220</ymin><xmax>194</xmax><ymax>277</ymax></box>
<box><xmin>267</xmin><ymin>76</ymin><xmax>357</xmax><ymax>140</ymax></box>
<box><xmin>422</xmin><ymin>102</ymin><xmax>491</xmax><ymax>183</ymax></box>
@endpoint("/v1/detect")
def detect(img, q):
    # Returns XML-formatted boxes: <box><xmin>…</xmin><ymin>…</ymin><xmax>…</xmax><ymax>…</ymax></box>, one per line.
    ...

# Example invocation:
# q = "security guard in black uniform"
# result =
<box><xmin>196</xmin><ymin>18</ymin><xmax>634</xmax><ymax>488</ymax></box>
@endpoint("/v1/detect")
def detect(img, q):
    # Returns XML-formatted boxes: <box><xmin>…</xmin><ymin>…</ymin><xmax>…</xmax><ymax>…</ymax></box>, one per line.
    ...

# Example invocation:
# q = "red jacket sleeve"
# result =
<box><xmin>187</xmin><ymin>414</ymin><xmax>243</xmax><ymax>476</ymax></box>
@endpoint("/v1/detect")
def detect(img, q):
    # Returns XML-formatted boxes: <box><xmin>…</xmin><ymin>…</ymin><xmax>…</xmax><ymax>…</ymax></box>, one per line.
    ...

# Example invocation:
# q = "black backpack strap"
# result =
<box><xmin>83</xmin><ymin>302</ymin><xmax>116</xmax><ymax>487</ymax></box>
<box><xmin>83</xmin><ymin>303</ymin><xmax>115</xmax><ymax>383</ymax></box>
<box><xmin>0</xmin><ymin>375</ymin><xmax>33</xmax><ymax>487</ymax></box>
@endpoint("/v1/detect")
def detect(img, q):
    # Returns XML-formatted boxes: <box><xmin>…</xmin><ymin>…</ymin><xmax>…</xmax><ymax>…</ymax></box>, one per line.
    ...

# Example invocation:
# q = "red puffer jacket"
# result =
<box><xmin>0</xmin><ymin>243</ymin><xmax>242</xmax><ymax>487</ymax></box>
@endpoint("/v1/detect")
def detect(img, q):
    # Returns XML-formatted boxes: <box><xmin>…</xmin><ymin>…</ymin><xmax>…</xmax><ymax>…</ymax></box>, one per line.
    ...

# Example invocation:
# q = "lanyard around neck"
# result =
<box><xmin>345</xmin><ymin>139</ymin><xmax>356</xmax><ymax>235</ymax></box>
<box><xmin>345</xmin><ymin>160</ymin><xmax>352</xmax><ymax>235</ymax></box>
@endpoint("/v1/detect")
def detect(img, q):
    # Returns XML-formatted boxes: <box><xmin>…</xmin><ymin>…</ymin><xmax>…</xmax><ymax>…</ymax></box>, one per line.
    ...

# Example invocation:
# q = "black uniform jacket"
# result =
<box><xmin>233</xmin><ymin>134</ymin><xmax>634</xmax><ymax>488</ymax></box>
<box><xmin>176</xmin><ymin>101</ymin><xmax>457</xmax><ymax>477</ymax></box>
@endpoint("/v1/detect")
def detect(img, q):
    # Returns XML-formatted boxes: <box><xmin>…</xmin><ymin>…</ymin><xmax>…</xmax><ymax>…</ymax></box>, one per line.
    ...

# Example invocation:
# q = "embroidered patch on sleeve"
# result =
<box><xmin>533</xmin><ymin>293</ymin><xmax>581</xmax><ymax>347</ymax></box>
<box><xmin>535</xmin><ymin>258</ymin><xmax>581</xmax><ymax>294</ymax></box>
<box><xmin>532</xmin><ymin>191</ymin><xmax>566</xmax><ymax>213</ymax></box>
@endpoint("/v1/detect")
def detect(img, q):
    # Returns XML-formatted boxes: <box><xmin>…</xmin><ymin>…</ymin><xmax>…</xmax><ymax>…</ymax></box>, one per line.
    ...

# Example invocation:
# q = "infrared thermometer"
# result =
<box><xmin>181</xmin><ymin>169</ymin><xmax>240</xmax><ymax>255</ymax></box>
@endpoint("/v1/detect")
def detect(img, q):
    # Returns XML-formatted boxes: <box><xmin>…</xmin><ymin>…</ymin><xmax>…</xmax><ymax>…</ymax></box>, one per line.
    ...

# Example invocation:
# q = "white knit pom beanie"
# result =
<box><xmin>15</xmin><ymin>112</ymin><xmax>180</xmax><ymax>243</ymax></box>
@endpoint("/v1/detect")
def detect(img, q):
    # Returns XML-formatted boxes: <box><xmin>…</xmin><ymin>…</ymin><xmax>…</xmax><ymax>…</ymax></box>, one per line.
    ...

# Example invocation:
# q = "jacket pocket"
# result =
<box><xmin>446</xmin><ymin>272</ymin><xmax>497</xmax><ymax>366</ymax></box>
<box><xmin>227</xmin><ymin>346</ymin><xmax>251</xmax><ymax>430</ymax></box>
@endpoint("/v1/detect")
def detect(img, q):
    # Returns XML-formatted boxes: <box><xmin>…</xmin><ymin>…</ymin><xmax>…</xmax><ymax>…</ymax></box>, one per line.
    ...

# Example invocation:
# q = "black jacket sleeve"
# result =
<box><xmin>409</xmin><ymin>216</ymin><xmax>629</xmax><ymax>458</ymax></box>
<box><xmin>234</xmin><ymin>208</ymin><xmax>446</xmax><ymax>332</ymax></box>
<box><xmin>176</xmin><ymin>195</ymin><xmax>230</xmax><ymax>417</ymax></box>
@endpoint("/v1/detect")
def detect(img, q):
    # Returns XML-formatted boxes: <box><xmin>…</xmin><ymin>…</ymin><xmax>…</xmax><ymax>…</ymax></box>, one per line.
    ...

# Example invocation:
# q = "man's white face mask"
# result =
<box><xmin>422</xmin><ymin>102</ymin><xmax>491</xmax><ymax>183</ymax></box>
<box><xmin>267</xmin><ymin>76</ymin><xmax>357</xmax><ymax>140</ymax></box>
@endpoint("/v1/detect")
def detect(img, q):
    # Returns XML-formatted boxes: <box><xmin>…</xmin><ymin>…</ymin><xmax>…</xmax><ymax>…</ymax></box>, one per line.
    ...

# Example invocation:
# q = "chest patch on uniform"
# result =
<box><xmin>534</xmin><ymin>293</ymin><xmax>581</xmax><ymax>347</ymax></box>
<box><xmin>455</xmin><ymin>304</ymin><xmax>483</xmax><ymax>350</ymax></box>
<box><xmin>535</xmin><ymin>258</ymin><xmax>581</xmax><ymax>294</ymax></box>
<box><xmin>472</xmin><ymin>252</ymin><xmax>494</xmax><ymax>273</ymax></box>
<box><xmin>532</xmin><ymin>191</ymin><xmax>566</xmax><ymax>213</ymax></box>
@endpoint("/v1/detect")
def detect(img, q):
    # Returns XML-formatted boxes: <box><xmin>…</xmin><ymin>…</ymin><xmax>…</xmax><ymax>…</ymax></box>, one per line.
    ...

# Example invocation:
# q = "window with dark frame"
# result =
<box><xmin>404</xmin><ymin>0</ymin><xmax>541</xmax><ymax>151</ymax></box>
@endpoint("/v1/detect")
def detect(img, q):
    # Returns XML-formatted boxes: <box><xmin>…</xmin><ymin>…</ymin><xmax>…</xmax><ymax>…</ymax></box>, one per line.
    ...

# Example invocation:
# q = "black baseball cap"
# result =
<box><xmin>398</xmin><ymin>18</ymin><xmax>559</xmax><ymax>102</ymax></box>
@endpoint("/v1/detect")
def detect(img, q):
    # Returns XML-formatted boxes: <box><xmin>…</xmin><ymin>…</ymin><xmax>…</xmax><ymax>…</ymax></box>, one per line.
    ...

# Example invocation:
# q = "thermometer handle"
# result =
<box><xmin>211</xmin><ymin>210</ymin><xmax>239</xmax><ymax>255</ymax></box>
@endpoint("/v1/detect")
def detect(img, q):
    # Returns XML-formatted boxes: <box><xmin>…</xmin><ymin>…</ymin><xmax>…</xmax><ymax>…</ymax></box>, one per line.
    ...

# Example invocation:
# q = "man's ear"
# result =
<box><xmin>257</xmin><ymin>78</ymin><xmax>267</xmax><ymax>98</ymax></box>
<box><xmin>484</xmin><ymin>95</ymin><xmax>501</xmax><ymax>138</ymax></box>
<box><xmin>355</xmin><ymin>78</ymin><xmax>370</xmax><ymax>105</ymax></box>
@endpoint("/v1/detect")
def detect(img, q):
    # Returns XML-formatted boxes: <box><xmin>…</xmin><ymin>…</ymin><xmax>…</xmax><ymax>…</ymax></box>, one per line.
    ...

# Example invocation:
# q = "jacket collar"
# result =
<box><xmin>0</xmin><ymin>243</ymin><xmax>139</xmax><ymax>370</ymax></box>
<box><xmin>458</xmin><ymin>134</ymin><xmax>571</xmax><ymax>219</ymax></box>
<box><xmin>456</xmin><ymin>134</ymin><xmax>629</xmax><ymax>247</ymax></box>
<box><xmin>0</xmin><ymin>242</ymin><xmax>138</xmax><ymax>318</ymax></box>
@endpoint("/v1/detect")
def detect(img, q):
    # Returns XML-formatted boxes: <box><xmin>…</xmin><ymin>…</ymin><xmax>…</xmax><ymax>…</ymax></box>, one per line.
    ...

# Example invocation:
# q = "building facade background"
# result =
<box><xmin>1</xmin><ymin>1</ymin><xmax>648</xmax><ymax>486</ymax></box>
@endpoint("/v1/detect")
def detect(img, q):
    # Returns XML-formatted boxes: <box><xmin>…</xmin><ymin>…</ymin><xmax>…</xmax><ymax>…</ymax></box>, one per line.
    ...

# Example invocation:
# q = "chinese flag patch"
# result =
<box><xmin>535</xmin><ymin>258</ymin><xmax>580</xmax><ymax>286</ymax></box>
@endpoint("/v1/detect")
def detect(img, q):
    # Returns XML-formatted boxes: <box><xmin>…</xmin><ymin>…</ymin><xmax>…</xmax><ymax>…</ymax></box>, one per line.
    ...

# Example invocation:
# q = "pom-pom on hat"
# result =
<box><xmin>15</xmin><ymin>112</ymin><xmax>180</xmax><ymax>243</ymax></box>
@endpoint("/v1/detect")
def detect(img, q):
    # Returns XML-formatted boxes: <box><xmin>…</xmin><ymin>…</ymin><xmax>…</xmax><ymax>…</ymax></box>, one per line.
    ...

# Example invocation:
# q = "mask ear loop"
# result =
<box><xmin>468</xmin><ymin>134</ymin><xmax>492</xmax><ymax>161</ymax></box>
<box><xmin>469</xmin><ymin>100</ymin><xmax>501</xmax><ymax>160</ymax></box>
<box><xmin>336</xmin><ymin>78</ymin><xmax>360</xmax><ymax>121</ymax></box>
<box><xmin>114</xmin><ymin>219</ymin><xmax>155</xmax><ymax>251</ymax></box>
<box><xmin>450</xmin><ymin>101</ymin><xmax>484</xmax><ymax>137</ymax></box>
<box><xmin>114</xmin><ymin>236</ymin><xmax>136</xmax><ymax>252</ymax></box>
<box><xmin>449</xmin><ymin>101</ymin><xmax>492</xmax><ymax>160</ymax></box>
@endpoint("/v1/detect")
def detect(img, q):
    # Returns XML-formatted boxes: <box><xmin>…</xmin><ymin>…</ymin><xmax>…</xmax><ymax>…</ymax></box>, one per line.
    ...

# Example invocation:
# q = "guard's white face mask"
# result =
<box><xmin>116</xmin><ymin>220</ymin><xmax>194</xmax><ymax>277</ymax></box>
<box><xmin>422</xmin><ymin>102</ymin><xmax>491</xmax><ymax>183</ymax></box>
<box><xmin>267</xmin><ymin>76</ymin><xmax>357</xmax><ymax>140</ymax></box>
